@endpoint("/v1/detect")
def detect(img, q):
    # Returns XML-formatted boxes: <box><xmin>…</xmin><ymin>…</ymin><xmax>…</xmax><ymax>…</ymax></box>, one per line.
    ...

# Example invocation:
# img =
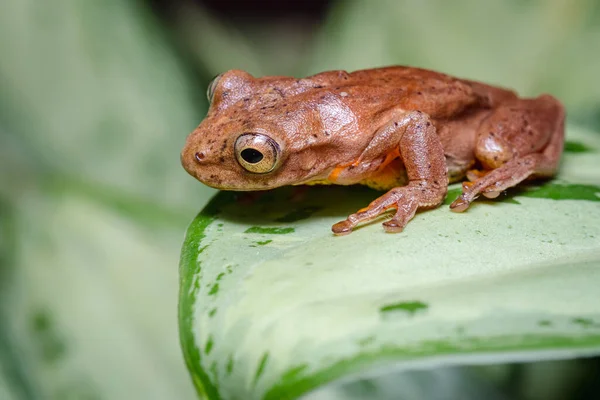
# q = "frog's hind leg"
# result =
<box><xmin>450</xmin><ymin>94</ymin><xmax>565</xmax><ymax>212</ymax></box>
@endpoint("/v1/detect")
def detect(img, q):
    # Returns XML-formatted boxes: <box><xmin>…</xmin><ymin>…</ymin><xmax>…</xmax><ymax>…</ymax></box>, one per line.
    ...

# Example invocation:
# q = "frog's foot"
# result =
<box><xmin>449</xmin><ymin>154</ymin><xmax>544</xmax><ymax>212</ymax></box>
<box><xmin>465</xmin><ymin>170</ymin><xmax>499</xmax><ymax>198</ymax></box>
<box><xmin>332</xmin><ymin>185</ymin><xmax>443</xmax><ymax>235</ymax></box>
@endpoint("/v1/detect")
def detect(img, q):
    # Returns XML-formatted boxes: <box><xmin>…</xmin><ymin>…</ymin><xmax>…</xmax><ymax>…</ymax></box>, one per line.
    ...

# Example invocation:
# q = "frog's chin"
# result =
<box><xmin>191</xmin><ymin>168</ymin><xmax>331</xmax><ymax>192</ymax></box>
<box><xmin>196</xmin><ymin>178</ymin><xmax>282</xmax><ymax>192</ymax></box>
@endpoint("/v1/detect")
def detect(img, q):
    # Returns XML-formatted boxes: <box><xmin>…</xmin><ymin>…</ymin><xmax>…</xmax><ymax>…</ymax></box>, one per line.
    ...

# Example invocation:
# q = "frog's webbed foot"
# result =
<box><xmin>332</xmin><ymin>184</ymin><xmax>444</xmax><ymax>235</ymax></box>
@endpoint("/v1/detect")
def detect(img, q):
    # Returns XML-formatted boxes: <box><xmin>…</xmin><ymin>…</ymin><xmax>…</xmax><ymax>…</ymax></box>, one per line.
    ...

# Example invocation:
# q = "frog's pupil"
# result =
<box><xmin>241</xmin><ymin>148</ymin><xmax>264</xmax><ymax>164</ymax></box>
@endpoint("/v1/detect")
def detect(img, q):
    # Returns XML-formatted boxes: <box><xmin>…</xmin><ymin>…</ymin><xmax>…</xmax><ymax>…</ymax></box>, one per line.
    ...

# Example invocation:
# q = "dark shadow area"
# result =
<box><xmin>197</xmin><ymin>178</ymin><xmax>600</xmax><ymax>236</ymax></box>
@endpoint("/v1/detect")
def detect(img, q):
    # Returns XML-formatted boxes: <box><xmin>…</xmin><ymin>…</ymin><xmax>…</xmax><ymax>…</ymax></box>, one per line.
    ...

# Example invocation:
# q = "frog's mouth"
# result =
<box><xmin>185</xmin><ymin>163</ymin><xmax>331</xmax><ymax>192</ymax></box>
<box><xmin>181</xmin><ymin>156</ymin><xmax>280</xmax><ymax>192</ymax></box>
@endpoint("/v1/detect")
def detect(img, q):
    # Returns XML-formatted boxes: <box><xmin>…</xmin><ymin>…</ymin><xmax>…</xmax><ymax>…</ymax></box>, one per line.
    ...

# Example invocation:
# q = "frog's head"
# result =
<box><xmin>181</xmin><ymin>70</ymin><xmax>346</xmax><ymax>191</ymax></box>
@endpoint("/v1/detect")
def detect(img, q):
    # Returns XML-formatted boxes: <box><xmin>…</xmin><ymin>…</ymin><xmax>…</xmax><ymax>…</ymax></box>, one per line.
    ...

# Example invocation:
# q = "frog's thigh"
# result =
<box><xmin>474</xmin><ymin>94</ymin><xmax>564</xmax><ymax>170</ymax></box>
<box><xmin>451</xmin><ymin>95</ymin><xmax>565</xmax><ymax>211</ymax></box>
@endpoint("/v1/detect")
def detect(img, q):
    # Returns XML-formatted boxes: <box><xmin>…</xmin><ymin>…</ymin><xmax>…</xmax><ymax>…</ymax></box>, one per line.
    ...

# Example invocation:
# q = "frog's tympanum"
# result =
<box><xmin>181</xmin><ymin>67</ymin><xmax>564</xmax><ymax>235</ymax></box>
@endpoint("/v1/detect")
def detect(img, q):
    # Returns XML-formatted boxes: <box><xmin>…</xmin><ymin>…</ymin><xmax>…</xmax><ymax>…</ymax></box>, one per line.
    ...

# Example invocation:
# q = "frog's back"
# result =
<box><xmin>304</xmin><ymin>66</ymin><xmax>516</xmax><ymax>119</ymax></box>
<box><xmin>350</xmin><ymin>66</ymin><xmax>467</xmax><ymax>86</ymax></box>
<box><xmin>307</xmin><ymin>66</ymin><xmax>466</xmax><ymax>89</ymax></box>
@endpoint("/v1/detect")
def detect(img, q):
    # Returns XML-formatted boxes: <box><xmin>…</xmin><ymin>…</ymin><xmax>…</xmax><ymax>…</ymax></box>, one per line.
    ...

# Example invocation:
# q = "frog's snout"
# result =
<box><xmin>180</xmin><ymin>139</ymin><xmax>227</xmax><ymax>188</ymax></box>
<box><xmin>180</xmin><ymin>143</ymin><xmax>206</xmax><ymax>179</ymax></box>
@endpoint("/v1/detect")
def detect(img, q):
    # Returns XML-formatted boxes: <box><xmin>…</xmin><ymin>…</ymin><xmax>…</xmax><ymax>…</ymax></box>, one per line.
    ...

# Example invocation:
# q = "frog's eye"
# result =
<box><xmin>234</xmin><ymin>133</ymin><xmax>281</xmax><ymax>174</ymax></box>
<box><xmin>206</xmin><ymin>73</ymin><xmax>223</xmax><ymax>103</ymax></box>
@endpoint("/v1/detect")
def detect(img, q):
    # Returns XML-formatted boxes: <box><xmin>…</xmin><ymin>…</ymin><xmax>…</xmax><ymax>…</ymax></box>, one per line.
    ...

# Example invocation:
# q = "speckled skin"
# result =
<box><xmin>181</xmin><ymin>66</ymin><xmax>565</xmax><ymax>234</ymax></box>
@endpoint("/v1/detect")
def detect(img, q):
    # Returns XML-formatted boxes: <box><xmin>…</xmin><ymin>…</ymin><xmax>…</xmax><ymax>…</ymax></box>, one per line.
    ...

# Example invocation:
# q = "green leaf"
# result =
<box><xmin>564</xmin><ymin>140</ymin><xmax>595</xmax><ymax>153</ymax></box>
<box><xmin>179</xmin><ymin>125</ymin><xmax>600</xmax><ymax>399</ymax></box>
<box><xmin>2</xmin><ymin>188</ymin><xmax>201</xmax><ymax>400</ymax></box>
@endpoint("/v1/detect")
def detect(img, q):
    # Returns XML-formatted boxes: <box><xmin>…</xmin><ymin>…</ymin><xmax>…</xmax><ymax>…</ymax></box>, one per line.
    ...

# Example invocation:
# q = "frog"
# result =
<box><xmin>181</xmin><ymin>66</ymin><xmax>565</xmax><ymax>235</ymax></box>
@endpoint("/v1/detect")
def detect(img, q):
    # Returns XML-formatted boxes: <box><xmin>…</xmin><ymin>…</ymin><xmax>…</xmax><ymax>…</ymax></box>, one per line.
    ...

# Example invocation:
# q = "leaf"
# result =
<box><xmin>565</xmin><ymin>140</ymin><xmax>595</xmax><ymax>154</ymax></box>
<box><xmin>3</xmin><ymin>187</ymin><xmax>198</xmax><ymax>400</ymax></box>
<box><xmin>179</xmin><ymin>125</ymin><xmax>600</xmax><ymax>399</ymax></box>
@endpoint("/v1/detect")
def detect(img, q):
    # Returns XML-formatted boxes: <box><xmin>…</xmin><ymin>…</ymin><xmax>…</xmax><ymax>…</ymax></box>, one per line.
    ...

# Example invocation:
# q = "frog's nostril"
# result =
<box><xmin>194</xmin><ymin>152</ymin><xmax>206</xmax><ymax>163</ymax></box>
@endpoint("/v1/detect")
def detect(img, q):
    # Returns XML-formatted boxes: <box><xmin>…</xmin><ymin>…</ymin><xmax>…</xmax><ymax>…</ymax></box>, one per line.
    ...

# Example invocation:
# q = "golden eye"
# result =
<box><xmin>234</xmin><ymin>133</ymin><xmax>281</xmax><ymax>174</ymax></box>
<box><xmin>206</xmin><ymin>73</ymin><xmax>223</xmax><ymax>103</ymax></box>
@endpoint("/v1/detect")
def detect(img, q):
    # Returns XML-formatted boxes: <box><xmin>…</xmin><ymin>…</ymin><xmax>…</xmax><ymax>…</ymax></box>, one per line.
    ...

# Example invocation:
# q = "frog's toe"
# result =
<box><xmin>450</xmin><ymin>181</ymin><xmax>477</xmax><ymax>212</ymax></box>
<box><xmin>482</xmin><ymin>189</ymin><xmax>501</xmax><ymax>199</ymax></box>
<box><xmin>449</xmin><ymin>196</ymin><xmax>471</xmax><ymax>212</ymax></box>
<box><xmin>331</xmin><ymin>220</ymin><xmax>353</xmax><ymax>236</ymax></box>
<box><xmin>382</xmin><ymin>219</ymin><xmax>405</xmax><ymax>233</ymax></box>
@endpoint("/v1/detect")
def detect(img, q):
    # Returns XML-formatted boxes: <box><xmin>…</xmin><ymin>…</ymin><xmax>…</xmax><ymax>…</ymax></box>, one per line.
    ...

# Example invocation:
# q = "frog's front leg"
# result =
<box><xmin>332</xmin><ymin>111</ymin><xmax>448</xmax><ymax>235</ymax></box>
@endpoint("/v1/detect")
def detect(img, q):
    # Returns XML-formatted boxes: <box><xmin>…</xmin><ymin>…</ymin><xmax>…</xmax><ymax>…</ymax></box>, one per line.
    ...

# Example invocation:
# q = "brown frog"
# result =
<box><xmin>181</xmin><ymin>66</ymin><xmax>564</xmax><ymax>235</ymax></box>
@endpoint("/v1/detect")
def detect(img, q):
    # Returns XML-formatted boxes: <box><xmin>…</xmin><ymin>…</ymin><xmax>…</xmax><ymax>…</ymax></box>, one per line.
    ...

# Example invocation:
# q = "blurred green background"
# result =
<box><xmin>1</xmin><ymin>0</ymin><xmax>599</xmax><ymax>399</ymax></box>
